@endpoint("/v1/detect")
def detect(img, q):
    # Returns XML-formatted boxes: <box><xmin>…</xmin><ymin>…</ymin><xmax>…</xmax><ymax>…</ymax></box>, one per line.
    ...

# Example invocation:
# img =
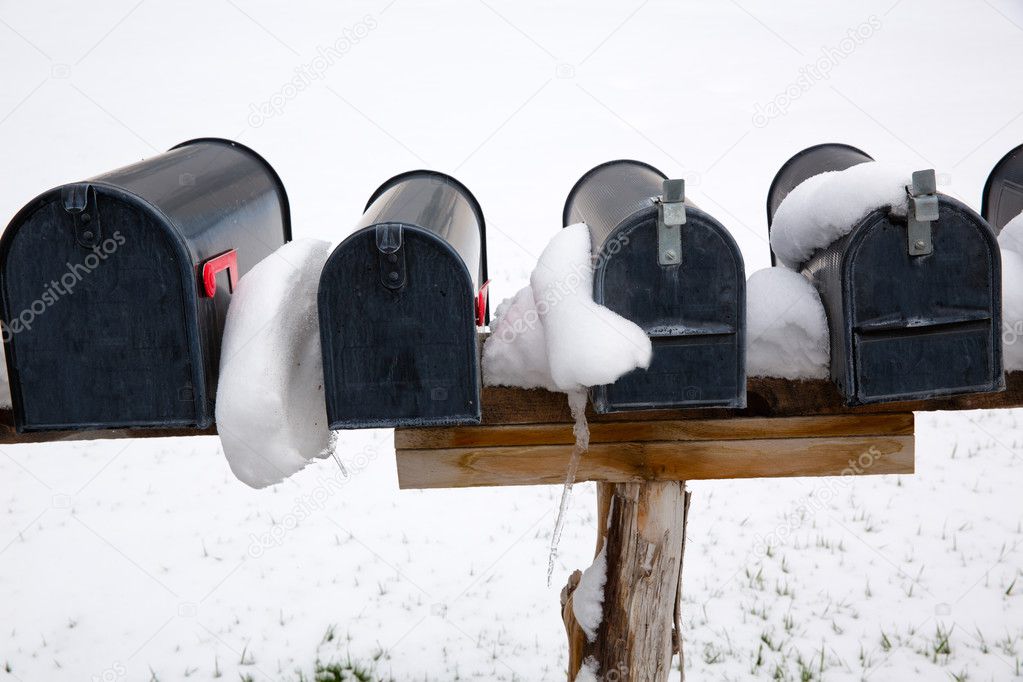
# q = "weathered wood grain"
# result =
<box><xmin>563</xmin><ymin>482</ymin><xmax>688</xmax><ymax>681</ymax></box>
<box><xmin>395</xmin><ymin>413</ymin><xmax>914</xmax><ymax>450</ymax></box>
<box><xmin>396</xmin><ymin>434</ymin><xmax>914</xmax><ymax>489</ymax></box>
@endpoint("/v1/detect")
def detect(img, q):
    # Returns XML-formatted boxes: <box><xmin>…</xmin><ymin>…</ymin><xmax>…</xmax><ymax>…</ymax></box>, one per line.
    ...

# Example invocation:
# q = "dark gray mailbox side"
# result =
<box><xmin>767</xmin><ymin>143</ymin><xmax>1003</xmax><ymax>405</ymax></box>
<box><xmin>563</xmin><ymin>160</ymin><xmax>746</xmax><ymax>413</ymax></box>
<box><xmin>0</xmin><ymin>138</ymin><xmax>291</xmax><ymax>432</ymax></box>
<box><xmin>983</xmin><ymin>143</ymin><xmax>1023</xmax><ymax>231</ymax></box>
<box><xmin>319</xmin><ymin>170</ymin><xmax>488</xmax><ymax>429</ymax></box>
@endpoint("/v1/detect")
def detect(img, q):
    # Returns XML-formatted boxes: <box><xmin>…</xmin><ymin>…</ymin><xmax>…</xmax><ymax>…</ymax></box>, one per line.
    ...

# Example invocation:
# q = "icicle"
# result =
<box><xmin>330</xmin><ymin>450</ymin><xmax>349</xmax><ymax>477</ymax></box>
<box><xmin>547</xmin><ymin>389</ymin><xmax>590</xmax><ymax>585</ymax></box>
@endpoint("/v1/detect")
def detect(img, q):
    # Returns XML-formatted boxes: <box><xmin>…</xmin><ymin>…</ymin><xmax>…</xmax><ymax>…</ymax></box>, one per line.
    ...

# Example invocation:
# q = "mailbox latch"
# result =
<box><xmin>376</xmin><ymin>223</ymin><xmax>406</xmax><ymax>290</ymax></box>
<box><xmin>61</xmin><ymin>183</ymin><xmax>103</xmax><ymax>250</ymax></box>
<box><xmin>907</xmin><ymin>169</ymin><xmax>938</xmax><ymax>257</ymax></box>
<box><xmin>656</xmin><ymin>178</ymin><xmax>686</xmax><ymax>266</ymax></box>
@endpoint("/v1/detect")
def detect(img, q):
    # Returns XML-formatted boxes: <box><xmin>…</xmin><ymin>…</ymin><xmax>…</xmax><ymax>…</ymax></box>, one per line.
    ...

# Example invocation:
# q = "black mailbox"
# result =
<box><xmin>983</xmin><ymin>143</ymin><xmax>1023</xmax><ymax>231</ymax></box>
<box><xmin>0</xmin><ymin>138</ymin><xmax>291</xmax><ymax>432</ymax></box>
<box><xmin>563</xmin><ymin>160</ymin><xmax>746</xmax><ymax>413</ymax></box>
<box><xmin>767</xmin><ymin>143</ymin><xmax>1002</xmax><ymax>405</ymax></box>
<box><xmin>319</xmin><ymin>170</ymin><xmax>488</xmax><ymax>429</ymax></box>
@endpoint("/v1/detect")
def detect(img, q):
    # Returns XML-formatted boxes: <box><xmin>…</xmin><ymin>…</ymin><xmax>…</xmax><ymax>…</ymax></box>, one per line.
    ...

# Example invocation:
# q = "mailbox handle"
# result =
<box><xmin>202</xmin><ymin>249</ymin><xmax>239</xmax><ymax>297</ymax></box>
<box><xmin>476</xmin><ymin>280</ymin><xmax>490</xmax><ymax>327</ymax></box>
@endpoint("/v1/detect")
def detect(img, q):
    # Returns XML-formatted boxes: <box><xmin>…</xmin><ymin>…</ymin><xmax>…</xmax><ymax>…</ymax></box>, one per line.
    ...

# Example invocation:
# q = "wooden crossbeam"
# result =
<box><xmin>0</xmin><ymin>411</ymin><xmax>216</xmax><ymax>445</ymax></box>
<box><xmin>477</xmin><ymin>373</ymin><xmax>1023</xmax><ymax>425</ymax></box>
<box><xmin>395</xmin><ymin>412</ymin><xmax>914</xmax><ymax>489</ymax></box>
<box><xmin>395</xmin><ymin>413</ymin><xmax>915</xmax><ymax>449</ymax></box>
<box><xmin>0</xmin><ymin>371</ymin><xmax>1020</xmax><ymax>457</ymax></box>
<box><xmin>393</xmin><ymin>372</ymin><xmax>1023</xmax><ymax>489</ymax></box>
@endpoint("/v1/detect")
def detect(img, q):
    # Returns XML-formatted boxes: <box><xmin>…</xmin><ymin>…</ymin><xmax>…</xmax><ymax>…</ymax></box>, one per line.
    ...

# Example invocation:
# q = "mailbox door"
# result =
<box><xmin>1</xmin><ymin>188</ymin><xmax>201</xmax><ymax>430</ymax></box>
<box><xmin>845</xmin><ymin>201</ymin><xmax>1001</xmax><ymax>403</ymax></box>
<box><xmin>319</xmin><ymin>224</ymin><xmax>480</xmax><ymax>429</ymax></box>
<box><xmin>593</xmin><ymin>208</ymin><xmax>745</xmax><ymax>411</ymax></box>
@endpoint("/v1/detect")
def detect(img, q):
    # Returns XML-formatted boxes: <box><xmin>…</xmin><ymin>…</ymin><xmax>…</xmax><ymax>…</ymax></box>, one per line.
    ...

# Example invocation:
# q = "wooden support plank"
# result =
<box><xmin>396</xmin><ymin>433</ymin><xmax>914</xmax><ymax>489</ymax></box>
<box><xmin>0</xmin><ymin>409</ymin><xmax>216</xmax><ymax>445</ymax></box>
<box><xmin>477</xmin><ymin>372</ymin><xmax>1023</xmax><ymax>426</ymax></box>
<box><xmin>396</xmin><ymin>413</ymin><xmax>914</xmax><ymax>450</ymax></box>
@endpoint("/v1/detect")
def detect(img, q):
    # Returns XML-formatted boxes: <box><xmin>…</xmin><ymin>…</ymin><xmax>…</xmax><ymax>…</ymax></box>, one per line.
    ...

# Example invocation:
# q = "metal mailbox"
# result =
<box><xmin>0</xmin><ymin>138</ymin><xmax>291</xmax><ymax>431</ymax></box>
<box><xmin>982</xmin><ymin>142</ymin><xmax>1023</xmax><ymax>231</ymax></box>
<box><xmin>767</xmin><ymin>143</ymin><xmax>1003</xmax><ymax>405</ymax></box>
<box><xmin>563</xmin><ymin>159</ymin><xmax>746</xmax><ymax>413</ymax></box>
<box><xmin>319</xmin><ymin>170</ymin><xmax>488</xmax><ymax>429</ymax></box>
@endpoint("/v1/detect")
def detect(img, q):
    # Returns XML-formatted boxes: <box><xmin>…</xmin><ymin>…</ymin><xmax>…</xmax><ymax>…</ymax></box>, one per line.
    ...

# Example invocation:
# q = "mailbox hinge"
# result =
<box><xmin>906</xmin><ymin>169</ymin><xmax>938</xmax><ymax>257</ymax></box>
<box><xmin>656</xmin><ymin>178</ymin><xmax>686</xmax><ymax>266</ymax></box>
<box><xmin>375</xmin><ymin>223</ymin><xmax>406</xmax><ymax>290</ymax></box>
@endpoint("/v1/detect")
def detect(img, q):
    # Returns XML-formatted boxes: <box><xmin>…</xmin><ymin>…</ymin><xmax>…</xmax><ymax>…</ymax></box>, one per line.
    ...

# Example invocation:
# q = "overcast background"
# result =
<box><xmin>1</xmin><ymin>1</ymin><xmax>1023</xmax><ymax>680</ymax></box>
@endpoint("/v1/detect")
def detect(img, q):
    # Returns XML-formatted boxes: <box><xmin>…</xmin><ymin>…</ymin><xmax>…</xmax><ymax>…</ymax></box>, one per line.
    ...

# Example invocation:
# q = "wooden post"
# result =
<box><xmin>563</xmin><ymin>481</ymin><xmax>691</xmax><ymax>681</ymax></box>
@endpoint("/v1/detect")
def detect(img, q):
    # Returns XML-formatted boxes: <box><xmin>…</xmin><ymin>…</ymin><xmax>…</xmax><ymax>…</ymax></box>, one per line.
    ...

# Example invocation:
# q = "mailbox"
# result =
<box><xmin>0</xmin><ymin>138</ymin><xmax>291</xmax><ymax>432</ymax></box>
<box><xmin>319</xmin><ymin>170</ymin><xmax>488</xmax><ymax>429</ymax></box>
<box><xmin>767</xmin><ymin>143</ymin><xmax>1003</xmax><ymax>405</ymax></box>
<box><xmin>983</xmin><ymin>143</ymin><xmax>1023</xmax><ymax>230</ymax></box>
<box><xmin>563</xmin><ymin>160</ymin><xmax>746</xmax><ymax>413</ymax></box>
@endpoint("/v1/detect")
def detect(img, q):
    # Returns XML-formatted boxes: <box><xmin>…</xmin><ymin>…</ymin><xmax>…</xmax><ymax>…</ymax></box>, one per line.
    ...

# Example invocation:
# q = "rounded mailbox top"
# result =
<box><xmin>170</xmin><ymin>137</ymin><xmax>292</xmax><ymax>241</ymax></box>
<box><xmin>562</xmin><ymin>159</ymin><xmax>668</xmax><ymax>228</ymax></box>
<box><xmin>767</xmin><ymin>143</ymin><xmax>874</xmax><ymax>227</ymax></box>
<box><xmin>982</xmin><ymin>142</ymin><xmax>1023</xmax><ymax>232</ymax></box>
<box><xmin>363</xmin><ymin>169</ymin><xmax>488</xmax><ymax>294</ymax></box>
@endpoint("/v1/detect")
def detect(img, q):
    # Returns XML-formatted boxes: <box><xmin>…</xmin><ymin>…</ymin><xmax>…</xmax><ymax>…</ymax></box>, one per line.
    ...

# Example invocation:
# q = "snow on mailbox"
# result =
<box><xmin>767</xmin><ymin>143</ymin><xmax>1002</xmax><ymax>405</ymax></box>
<box><xmin>0</xmin><ymin>138</ymin><xmax>291</xmax><ymax>432</ymax></box>
<box><xmin>983</xmin><ymin>143</ymin><xmax>1023</xmax><ymax>231</ymax></box>
<box><xmin>563</xmin><ymin>160</ymin><xmax>746</xmax><ymax>413</ymax></box>
<box><xmin>318</xmin><ymin>170</ymin><xmax>488</xmax><ymax>429</ymax></box>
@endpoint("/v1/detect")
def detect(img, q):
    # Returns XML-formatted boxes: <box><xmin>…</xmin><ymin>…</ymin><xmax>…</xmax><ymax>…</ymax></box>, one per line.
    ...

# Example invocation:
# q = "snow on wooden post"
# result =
<box><xmin>562</xmin><ymin>481</ymin><xmax>691</xmax><ymax>681</ymax></box>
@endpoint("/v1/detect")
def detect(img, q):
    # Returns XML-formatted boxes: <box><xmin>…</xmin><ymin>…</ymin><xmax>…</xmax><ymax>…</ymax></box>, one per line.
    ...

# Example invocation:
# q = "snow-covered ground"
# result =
<box><xmin>2</xmin><ymin>0</ymin><xmax>1023</xmax><ymax>679</ymax></box>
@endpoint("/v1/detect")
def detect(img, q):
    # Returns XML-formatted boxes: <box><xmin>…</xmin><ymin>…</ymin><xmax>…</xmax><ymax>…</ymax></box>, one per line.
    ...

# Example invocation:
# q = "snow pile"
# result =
<box><xmin>746</xmin><ymin>268</ymin><xmax>830</xmax><ymax>380</ymax></box>
<box><xmin>571</xmin><ymin>539</ymin><xmax>608</xmax><ymax>642</ymax></box>
<box><xmin>216</xmin><ymin>239</ymin><xmax>336</xmax><ymax>488</ymax></box>
<box><xmin>483</xmin><ymin>223</ymin><xmax>651</xmax><ymax>392</ymax></box>
<box><xmin>481</xmin><ymin>287</ymin><xmax>556</xmax><ymax>391</ymax></box>
<box><xmin>530</xmin><ymin>224</ymin><xmax>651</xmax><ymax>390</ymax></box>
<box><xmin>1002</xmin><ymin>250</ymin><xmax>1023</xmax><ymax>371</ymax></box>
<box><xmin>575</xmin><ymin>659</ymin><xmax>601</xmax><ymax>682</ymax></box>
<box><xmin>0</xmin><ymin>348</ymin><xmax>10</xmax><ymax>409</ymax></box>
<box><xmin>771</xmin><ymin>162</ymin><xmax>912</xmax><ymax>269</ymax></box>
<box><xmin>997</xmin><ymin>211</ymin><xmax>1023</xmax><ymax>256</ymax></box>
<box><xmin>999</xmin><ymin>212</ymin><xmax>1023</xmax><ymax>372</ymax></box>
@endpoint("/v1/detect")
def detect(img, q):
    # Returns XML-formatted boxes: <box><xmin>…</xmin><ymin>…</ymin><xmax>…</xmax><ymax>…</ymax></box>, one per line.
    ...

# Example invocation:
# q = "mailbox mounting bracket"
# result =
<box><xmin>656</xmin><ymin>178</ymin><xmax>686</xmax><ymax>266</ymax></box>
<box><xmin>906</xmin><ymin>169</ymin><xmax>938</xmax><ymax>257</ymax></box>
